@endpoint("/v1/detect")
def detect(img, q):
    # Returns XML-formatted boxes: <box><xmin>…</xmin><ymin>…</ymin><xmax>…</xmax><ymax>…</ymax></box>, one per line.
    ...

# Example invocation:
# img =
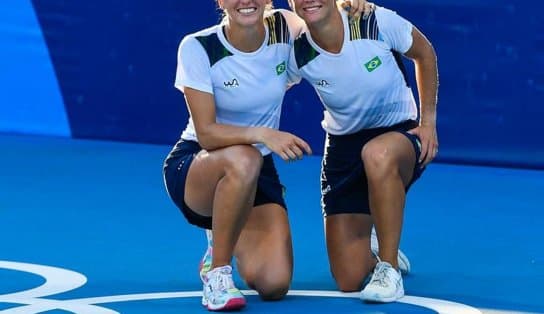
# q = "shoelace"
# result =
<box><xmin>370</xmin><ymin>263</ymin><xmax>392</xmax><ymax>288</ymax></box>
<box><xmin>209</xmin><ymin>267</ymin><xmax>235</xmax><ymax>292</ymax></box>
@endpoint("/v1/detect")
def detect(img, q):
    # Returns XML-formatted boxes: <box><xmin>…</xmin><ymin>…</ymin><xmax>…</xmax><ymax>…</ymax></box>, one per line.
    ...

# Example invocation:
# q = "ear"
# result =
<box><xmin>217</xmin><ymin>0</ymin><xmax>224</xmax><ymax>9</ymax></box>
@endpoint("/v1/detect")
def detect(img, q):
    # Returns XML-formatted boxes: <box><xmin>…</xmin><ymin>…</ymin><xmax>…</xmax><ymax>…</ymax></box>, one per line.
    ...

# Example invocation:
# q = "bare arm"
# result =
<box><xmin>184</xmin><ymin>87</ymin><xmax>312</xmax><ymax>160</ymax></box>
<box><xmin>404</xmin><ymin>27</ymin><xmax>439</xmax><ymax>166</ymax></box>
<box><xmin>184</xmin><ymin>87</ymin><xmax>260</xmax><ymax>150</ymax></box>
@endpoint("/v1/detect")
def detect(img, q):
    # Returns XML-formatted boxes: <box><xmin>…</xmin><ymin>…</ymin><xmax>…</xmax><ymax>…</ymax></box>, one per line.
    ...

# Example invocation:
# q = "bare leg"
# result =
<box><xmin>361</xmin><ymin>132</ymin><xmax>416</xmax><ymax>269</ymax></box>
<box><xmin>234</xmin><ymin>204</ymin><xmax>293</xmax><ymax>300</ymax></box>
<box><xmin>325</xmin><ymin>213</ymin><xmax>376</xmax><ymax>292</ymax></box>
<box><xmin>184</xmin><ymin>145</ymin><xmax>263</xmax><ymax>268</ymax></box>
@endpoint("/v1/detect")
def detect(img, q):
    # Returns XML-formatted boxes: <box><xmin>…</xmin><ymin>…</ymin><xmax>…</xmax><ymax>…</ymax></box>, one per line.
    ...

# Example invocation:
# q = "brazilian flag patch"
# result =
<box><xmin>276</xmin><ymin>61</ymin><xmax>286</xmax><ymax>75</ymax></box>
<box><xmin>365</xmin><ymin>56</ymin><xmax>382</xmax><ymax>72</ymax></box>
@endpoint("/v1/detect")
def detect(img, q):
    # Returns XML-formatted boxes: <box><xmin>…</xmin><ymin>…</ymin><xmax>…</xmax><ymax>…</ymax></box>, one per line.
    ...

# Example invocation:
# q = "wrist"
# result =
<box><xmin>420</xmin><ymin>118</ymin><xmax>436</xmax><ymax>127</ymax></box>
<box><xmin>253</xmin><ymin>127</ymin><xmax>266</xmax><ymax>143</ymax></box>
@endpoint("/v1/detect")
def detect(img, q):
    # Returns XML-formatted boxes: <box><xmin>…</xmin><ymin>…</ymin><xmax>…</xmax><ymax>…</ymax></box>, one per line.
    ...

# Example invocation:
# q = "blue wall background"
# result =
<box><xmin>0</xmin><ymin>0</ymin><xmax>70</xmax><ymax>137</ymax></box>
<box><xmin>1</xmin><ymin>0</ymin><xmax>542</xmax><ymax>168</ymax></box>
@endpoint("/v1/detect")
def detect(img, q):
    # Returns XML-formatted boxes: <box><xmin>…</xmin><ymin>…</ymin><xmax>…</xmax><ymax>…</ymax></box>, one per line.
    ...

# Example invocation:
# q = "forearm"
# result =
<box><xmin>414</xmin><ymin>46</ymin><xmax>438</xmax><ymax>126</ymax></box>
<box><xmin>196</xmin><ymin>123</ymin><xmax>266</xmax><ymax>151</ymax></box>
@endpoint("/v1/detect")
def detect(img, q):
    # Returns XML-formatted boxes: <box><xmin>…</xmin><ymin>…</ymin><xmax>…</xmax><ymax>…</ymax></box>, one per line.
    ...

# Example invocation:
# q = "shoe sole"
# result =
<box><xmin>206</xmin><ymin>297</ymin><xmax>246</xmax><ymax>311</ymax></box>
<box><xmin>360</xmin><ymin>289</ymin><xmax>405</xmax><ymax>303</ymax></box>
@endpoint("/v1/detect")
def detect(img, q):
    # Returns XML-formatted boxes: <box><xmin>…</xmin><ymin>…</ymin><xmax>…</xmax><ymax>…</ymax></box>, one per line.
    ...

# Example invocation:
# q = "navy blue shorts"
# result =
<box><xmin>163</xmin><ymin>140</ymin><xmax>286</xmax><ymax>229</ymax></box>
<box><xmin>321</xmin><ymin>120</ymin><xmax>424</xmax><ymax>217</ymax></box>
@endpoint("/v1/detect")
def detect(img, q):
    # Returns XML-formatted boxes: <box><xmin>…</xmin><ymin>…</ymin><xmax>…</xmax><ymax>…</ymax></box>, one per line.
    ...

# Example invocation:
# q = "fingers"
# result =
<box><xmin>294</xmin><ymin>137</ymin><xmax>313</xmax><ymax>155</ymax></box>
<box><xmin>409</xmin><ymin>125</ymin><xmax>438</xmax><ymax>167</ymax></box>
<box><xmin>420</xmin><ymin>140</ymin><xmax>438</xmax><ymax>167</ymax></box>
<box><xmin>284</xmin><ymin>146</ymin><xmax>299</xmax><ymax>161</ymax></box>
<box><xmin>363</xmin><ymin>2</ymin><xmax>376</xmax><ymax>19</ymax></box>
<box><xmin>344</xmin><ymin>0</ymin><xmax>375</xmax><ymax>21</ymax></box>
<box><xmin>278</xmin><ymin>151</ymin><xmax>291</xmax><ymax>162</ymax></box>
<box><xmin>427</xmin><ymin>144</ymin><xmax>439</xmax><ymax>165</ymax></box>
<box><xmin>277</xmin><ymin>136</ymin><xmax>312</xmax><ymax>162</ymax></box>
<box><xmin>340</xmin><ymin>0</ymin><xmax>360</xmax><ymax>20</ymax></box>
<box><xmin>340</xmin><ymin>1</ymin><xmax>351</xmax><ymax>10</ymax></box>
<box><xmin>350</xmin><ymin>0</ymin><xmax>361</xmax><ymax>19</ymax></box>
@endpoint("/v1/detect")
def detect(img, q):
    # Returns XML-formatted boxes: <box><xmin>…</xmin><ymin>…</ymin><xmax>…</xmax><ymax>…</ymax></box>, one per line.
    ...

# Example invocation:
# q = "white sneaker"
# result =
<box><xmin>203</xmin><ymin>265</ymin><xmax>246</xmax><ymax>311</ymax></box>
<box><xmin>360</xmin><ymin>261</ymin><xmax>404</xmax><ymax>303</ymax></box>
<box><xmin>370</xmin><ymin>227</ymin><xmax>411</xmax><ymax>275</ymax></box>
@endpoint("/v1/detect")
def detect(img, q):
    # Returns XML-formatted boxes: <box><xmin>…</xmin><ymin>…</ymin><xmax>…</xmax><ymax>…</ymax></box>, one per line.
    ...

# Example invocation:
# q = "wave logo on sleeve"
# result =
<box><xmin>365</xmin><ymin>56</ymin><xmax>382</xmax><ymax>72</ymax></box>
<box><xmin>276</xmin><ymin>61</ymin><xmax>286</xmax><ymax>75</ymax></box>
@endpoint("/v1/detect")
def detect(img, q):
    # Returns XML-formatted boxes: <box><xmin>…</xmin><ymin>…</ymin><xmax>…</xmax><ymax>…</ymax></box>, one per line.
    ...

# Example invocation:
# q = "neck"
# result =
<box><xmin>224</xmin><ymin>22</ymin><xmax>266</xmax><ymax>53</ymax></box>
<box><xmin>307</xmin><ymin>10</ymin><xmax>344</xmax><ymax>53</ymax></box>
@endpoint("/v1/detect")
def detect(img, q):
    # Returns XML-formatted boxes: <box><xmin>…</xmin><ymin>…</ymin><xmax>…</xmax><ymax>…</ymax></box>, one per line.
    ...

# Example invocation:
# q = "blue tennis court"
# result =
<box><xmin>1</xmin><ymin>1</ymin><xmax>543</xmax><ymax>313</ymax></box>
<box><xmin>0</xmin><ymin>134</ymin><xmax>542</xmax><ymax>313</ymax></box>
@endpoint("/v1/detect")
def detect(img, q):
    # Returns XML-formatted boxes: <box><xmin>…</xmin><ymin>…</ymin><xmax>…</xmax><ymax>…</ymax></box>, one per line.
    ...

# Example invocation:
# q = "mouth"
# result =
<box><xmin>237</xmin><ymin>7</ymin><xmax>258</xmax><ymax>15</ymax></box>
<box><xmin>303</xmin><ymin>5</ymin><xmax>322</xmax><ymax>13</ymax></box>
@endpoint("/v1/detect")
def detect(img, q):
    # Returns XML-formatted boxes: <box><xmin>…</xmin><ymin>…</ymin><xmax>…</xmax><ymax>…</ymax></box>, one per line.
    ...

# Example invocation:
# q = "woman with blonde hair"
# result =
<box><xmin>163</xmin><ymin>0</ymin><xmax>374</xmax><ymax>311</ymax></box>
<box><xmin>288</xmin><ymin>0</ymin><xmax>438</xmax><ymax>303</ymax></box>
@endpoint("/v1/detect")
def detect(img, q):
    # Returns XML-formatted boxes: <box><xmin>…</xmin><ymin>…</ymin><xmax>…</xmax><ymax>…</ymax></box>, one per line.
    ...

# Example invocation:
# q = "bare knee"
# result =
<box><xmin>223</xmin><ymin>145</ymin><xmax>263</xmax><ymax>182</ymax></box>
<box><xmin>242</xmin><ymin>268</ymin><xmax>291</xmax><ymax>301</ymax></box>
<box><xmin>361</xmin><ymin>143</ymin><xmax>397</xmax><ymax>180</ymax></box>
<box><xmin>254</xmin><ymin>276</ymin><xmax>290</xmax><ymax>301</ymax></box>
<box><xmin>332</xmin><ymin>271</ymin><xmax>364</xmax><ymax>292</ymax></box>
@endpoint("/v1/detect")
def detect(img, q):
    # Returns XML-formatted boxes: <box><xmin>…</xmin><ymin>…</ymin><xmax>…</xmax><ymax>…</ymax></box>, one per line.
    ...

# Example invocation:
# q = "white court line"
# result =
<box><xmin>75</xmin><ymin>290</ymin><xmax>482</xmax><ymax>314</ymax></box>
<box><xmin>0</xmin><ymin>260</ymin><xmax>482</xmax><ymax>314</ymax></box>
<box><xmin>0</xmin><ymin>261</ymin><xmax>86</xmax><ymax>299</ymax></box>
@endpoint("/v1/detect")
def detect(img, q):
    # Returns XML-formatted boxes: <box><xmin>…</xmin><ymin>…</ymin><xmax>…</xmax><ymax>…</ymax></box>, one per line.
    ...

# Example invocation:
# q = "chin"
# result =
<box><xmin>303</xmin><ymin>15</ymin><xmax>324</xmax><ymax>26</ymax></box>
<box><xmin>239</xmin><ymin>19</ymin><xmax>262</xmax><ymax>28</ymax></box>
<box><xmin>235</xmin><ymin>14</ymin><xmax>263</xmax><ymax>27</ymax></box>
<box><xmin>299</xmin><ymin>9</ymin><xmax>326</xmax><ymax>24</ymax></box>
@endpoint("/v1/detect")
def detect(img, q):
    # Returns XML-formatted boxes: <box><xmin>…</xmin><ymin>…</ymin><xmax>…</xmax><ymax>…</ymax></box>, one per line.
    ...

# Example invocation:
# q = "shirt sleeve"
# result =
<box><xmin>375</xmin><ymin>7</ymin><xmax>414</xmax><ymax>54</ymax></box>
<box><xmin>174</xmin><ymin>36</ymin><xmax>213</xmax><ymax>94</ymax></box>
<box><xmin>277</xmin><ymin>9</ymin><xmax>306</xmax><ymax>41</ymax></box>
<box><xmin>276</xmin><ymin>9</ymin><xmax>304</xmax><ymax>87</ymax></box>
<box><xmin>286</xmin><ymin>45</ymin><xmax>302</xmax><ymax>87</ymax></box>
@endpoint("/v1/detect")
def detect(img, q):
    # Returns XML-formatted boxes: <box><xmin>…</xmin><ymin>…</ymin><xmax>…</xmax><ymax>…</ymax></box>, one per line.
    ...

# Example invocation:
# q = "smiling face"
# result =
<box><xmin>217</xmin><ymin>0</ymin><xmax>272</xmax><ymax>28</ymax></box>
<box><xmin>288</xmin><ymin>0</ymin><xmax>337</xmax><ymax>26</ymax></box>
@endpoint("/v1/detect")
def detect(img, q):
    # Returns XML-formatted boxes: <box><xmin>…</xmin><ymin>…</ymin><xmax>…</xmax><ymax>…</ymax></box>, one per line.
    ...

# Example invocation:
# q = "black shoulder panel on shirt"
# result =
<box><xmin>195</xmin><ymin>32</ymin><xmax>233</xmax><ymax>67</ymax></box>
<box><xmin>294</xmin><ymin>33</ymin><xmax>320</xmax><ymax>69</ymax></box>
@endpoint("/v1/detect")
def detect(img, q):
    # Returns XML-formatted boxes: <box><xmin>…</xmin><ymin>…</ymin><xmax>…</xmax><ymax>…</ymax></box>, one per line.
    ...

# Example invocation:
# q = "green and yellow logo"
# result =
<box><xmin>276</xmin><ymin>61</ymin><xmax>286</xmax><ymax>75</ymax></box>
<box><xmin>364</xmin><ymin>56</ymin><xmax>382</xmax><ymax>72</ymax></box>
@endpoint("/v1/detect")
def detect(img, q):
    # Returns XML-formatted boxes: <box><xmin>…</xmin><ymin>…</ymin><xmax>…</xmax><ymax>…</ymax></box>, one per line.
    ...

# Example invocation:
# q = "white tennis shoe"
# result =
<box><xmin>360</xmin><ymin>261</ymin><xmax>404</xmax><ymax>303</ymax></box>
<box><xmin>370</xmin><ymin>227</ymin><xmax>411</xmax><ymax>275</ymax></box>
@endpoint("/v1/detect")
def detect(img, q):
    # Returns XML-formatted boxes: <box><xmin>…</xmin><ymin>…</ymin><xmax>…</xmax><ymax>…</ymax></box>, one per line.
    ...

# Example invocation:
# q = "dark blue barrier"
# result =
<box><xmin>26</xmin><ymin>0</ymin><xmax>544</xmax><ymax>168</ymax></box>
<box><xmin>31</xmin><ymin>0</ymin><xmax>220</xmax><ymax>144</ymax></box>
<box><xmin>379</xmin><ymin>0</ymin><xmax>544</xmax><ymax>168</ymax></box>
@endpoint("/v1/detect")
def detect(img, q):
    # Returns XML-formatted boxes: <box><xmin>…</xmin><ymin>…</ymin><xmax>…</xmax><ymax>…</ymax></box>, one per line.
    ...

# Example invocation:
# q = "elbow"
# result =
<box><xmin>195</xmin><ymin>128</ymin><xmax>219</xmax><ymax>151</ymax></box>
<box><xmin>196</xmin><ymin>134</ymin><xmax>217</xmax><ymax>151</ymax></box>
